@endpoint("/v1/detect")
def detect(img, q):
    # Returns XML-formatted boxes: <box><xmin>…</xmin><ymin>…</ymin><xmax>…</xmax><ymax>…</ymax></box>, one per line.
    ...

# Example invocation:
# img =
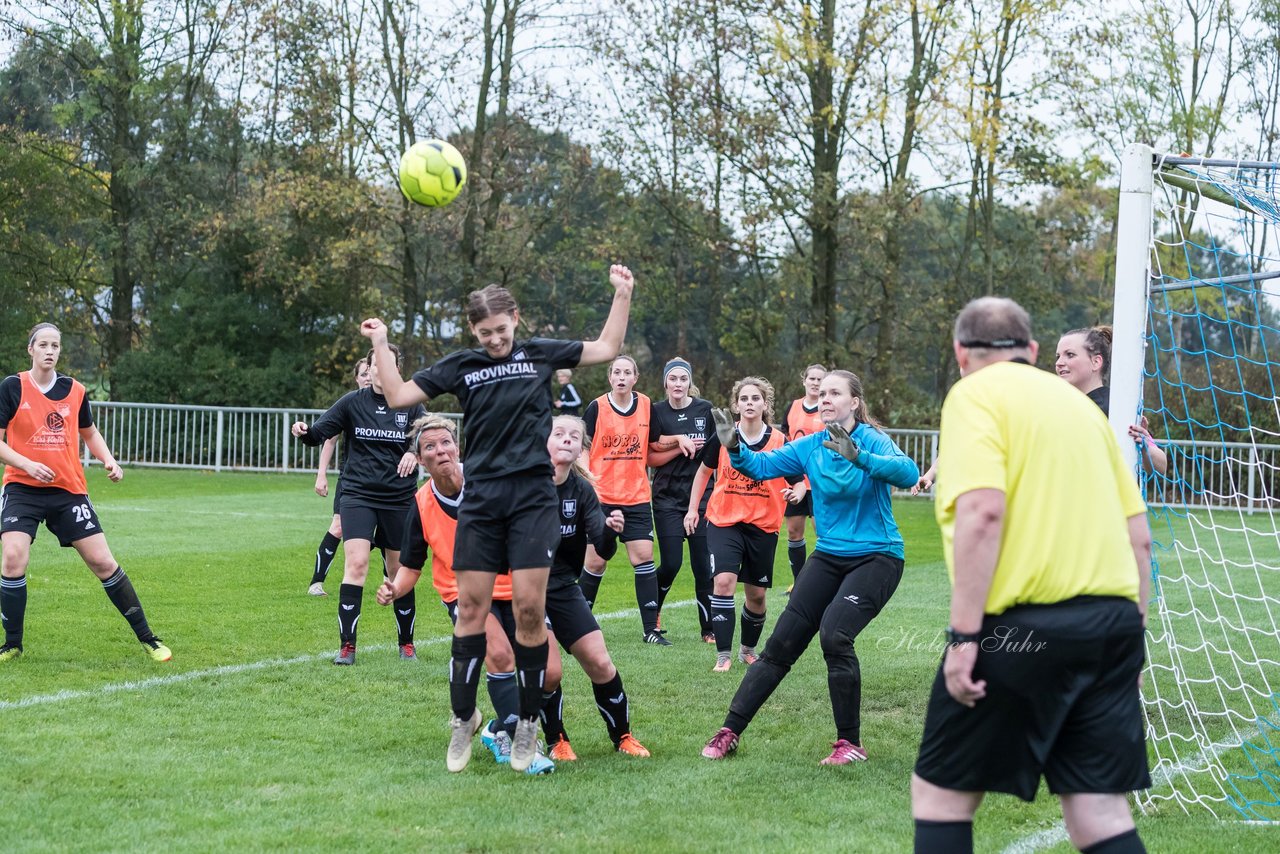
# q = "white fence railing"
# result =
<box><xmin>74</xmin><ymin>404</ymin><xmax>1280</xmax><ymax>511</ymax></box>
<box><xmin>85</xmin><ymin>402</ymin><xmax>462</xmax><ymax>473</ymax></box>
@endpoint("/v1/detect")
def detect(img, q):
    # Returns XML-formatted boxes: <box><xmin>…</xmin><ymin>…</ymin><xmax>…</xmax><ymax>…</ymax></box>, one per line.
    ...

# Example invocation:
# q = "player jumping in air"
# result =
<box><xmin>361</xmin><ymin>265</ymin><xmax>635</xmax><ymax>773</ymax></box>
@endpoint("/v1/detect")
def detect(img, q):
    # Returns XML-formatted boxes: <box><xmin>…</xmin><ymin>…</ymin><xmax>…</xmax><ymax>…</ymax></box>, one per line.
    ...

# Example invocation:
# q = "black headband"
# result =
<box><xmin>959</xmin><ymin>338</ymin><xmax>1029</xmax><ymax>349</ymax></box>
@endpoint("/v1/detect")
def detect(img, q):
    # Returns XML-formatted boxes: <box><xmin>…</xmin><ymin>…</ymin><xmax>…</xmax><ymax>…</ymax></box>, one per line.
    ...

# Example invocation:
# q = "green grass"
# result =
<box><xmin>0</xmin><ymin>469</ymin><xmax>1276</xmax><ymax>852</ymax></box>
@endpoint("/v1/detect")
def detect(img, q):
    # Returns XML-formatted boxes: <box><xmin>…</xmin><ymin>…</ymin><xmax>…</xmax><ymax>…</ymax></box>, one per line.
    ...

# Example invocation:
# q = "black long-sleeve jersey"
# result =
<box><xmin>649</xmin><ymin>397</ymin><xmax>714</xmax><ymax>511</ymax></box>
<box><xmin>298</xmin><ymin>388</ymin><xmax>426</xmax><ymax>509</ymax></box>
<box><xmin>552</xmin><ymin>471</ymin><xmax>618</xmax><ymax>576</ymax></box>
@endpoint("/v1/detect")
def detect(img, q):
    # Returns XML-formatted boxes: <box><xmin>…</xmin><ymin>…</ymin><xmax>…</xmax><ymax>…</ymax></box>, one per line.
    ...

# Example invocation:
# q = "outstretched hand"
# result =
<box><xmin>823</xmin><ymin>423</ymin><xmax>860</xmax><ymax>464</ymax></box>
<box><xmin>710</xmin><ymin>408</ymin><xmax>739</xmax><ymax>451</ymax></box>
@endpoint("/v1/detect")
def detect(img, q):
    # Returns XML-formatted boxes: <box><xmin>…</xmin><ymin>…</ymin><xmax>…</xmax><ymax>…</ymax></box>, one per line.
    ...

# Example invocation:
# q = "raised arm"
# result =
<box><xmin>579</xmin><ymin>265</ymin><xmax>636</xmax><ymax>366</ymax></box>
<box><xmin>360</xmin><ymin>318</ymin><xmax>431</xmax><ymax>408</ymax></box>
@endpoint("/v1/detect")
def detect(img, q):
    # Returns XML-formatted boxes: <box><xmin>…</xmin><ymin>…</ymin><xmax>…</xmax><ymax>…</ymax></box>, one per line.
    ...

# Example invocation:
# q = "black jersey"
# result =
<box><xmin>1088</xmin><ymin>385</ymin><xmax>1110</xmax><ymax>416</ymax></box>
<box><xmin>650</xmin><ymin>397</ymin><xmax>713</xmax><ymax>510</ymax></box>
<box><xmin>298</xmin><ymin>388</ymin><xmax>425</xmax><ymax>509</ymax></box>
<box><xmin>399</xmin><ymin>480</ymin><xmax>462</xmax><ymax>571</ymax></box>
<box><xmin>0</xmin><ymin>374</ymin><xmax>92</xmax><ymax>429</ymax></box>
<box><xmin>557</xmin><ymin>382</ymin><xmax>583</xmax><ymax>417</ymax></box>
<box><xmin>411</xmin><ymin>338</ymin><xmax>582</xmax><ymax>481</ymax></box>
<box><xmin>552</xmin><ymin>471</ymin><xmax>618</xmax><ymax>576</ymax></box>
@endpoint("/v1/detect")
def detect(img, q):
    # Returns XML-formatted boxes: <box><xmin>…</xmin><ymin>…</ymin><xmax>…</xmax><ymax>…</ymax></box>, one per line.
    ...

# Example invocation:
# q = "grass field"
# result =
<box><xmin>1</xmin><ymin>469</ymin><xmax>1276</xmax><ymax>852</ymax></box>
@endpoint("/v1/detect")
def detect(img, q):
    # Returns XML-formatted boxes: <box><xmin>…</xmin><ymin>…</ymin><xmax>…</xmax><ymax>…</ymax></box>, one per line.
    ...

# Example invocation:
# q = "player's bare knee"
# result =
<box><xmin>1</xmin><ymin>543</ymin><xmax>29</xmax><ymax>576</ymax></box>
<box><xmin>343</xmin><ymin>562</ymin><xmax>370</xmax><ymax>585</ymax></box>
<box><xmin>712</xmin><ymin>572</ymin><xmax>736</xmax><ymax>596</ymax></box>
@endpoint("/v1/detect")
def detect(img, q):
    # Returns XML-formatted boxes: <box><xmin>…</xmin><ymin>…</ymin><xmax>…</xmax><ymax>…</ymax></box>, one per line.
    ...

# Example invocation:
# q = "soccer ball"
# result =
<box><xmin>399</xmin><ymin>140</ymin><xmax>467</xmax><ymax>207</ymax></box>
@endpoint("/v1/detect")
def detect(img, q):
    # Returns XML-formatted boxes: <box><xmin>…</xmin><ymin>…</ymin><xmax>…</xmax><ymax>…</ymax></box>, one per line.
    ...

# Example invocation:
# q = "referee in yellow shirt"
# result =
<box><xmin>911</xmin><ymin>297</ymin><xmax>1153</xmax><ymax>854</ymax></box>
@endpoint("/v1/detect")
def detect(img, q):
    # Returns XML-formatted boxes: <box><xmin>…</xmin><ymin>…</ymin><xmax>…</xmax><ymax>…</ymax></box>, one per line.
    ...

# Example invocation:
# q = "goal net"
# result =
<box><xmin>1111</xmin><ymin>145</ymin><xmax>1280</xmax><ymax>821</ymax></box>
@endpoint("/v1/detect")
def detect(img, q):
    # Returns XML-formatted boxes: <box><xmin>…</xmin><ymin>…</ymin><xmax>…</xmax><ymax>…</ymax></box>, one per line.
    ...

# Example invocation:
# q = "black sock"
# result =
<box><xmin>513</xmin><ymin>639</ymin><xmax>549</xmax><ymax>720</ymax></box>
<box><xmin>788</xmin><ymin>539</ymin><xmax>806</xmax><ymax>581</ymax></box>
<box><xmin>392</xmin><ymin>588</ymin><xmax>416</xmax><ymax>645</ymax></box>
<box><xmin>1082</xmin><ymin>829</ymin><xmax>1145</xmax><ymax>854</ymax></box>
<box><xmin>591</xmin><ymin>670</ymin><xmax>630</xmax><ymax>746</ymax></box>
<box><xmin>740</xmin><ymin>605</ymin><xmax>766</xmax><ymax>649</ymax></box>
<box><xmin>540</xmin><ymin>687</ymin><xmax>567</xmax><ymax>742</ymax></box>
<box><xmin>655</xmin><ymin>537</ymin><xmax>681</xmax><ymax>612</ymax></box>
<box><xmin>914</xmin><ymin>820</ymin><xmax>972</xmax><ymax>854</ymax></box>
<box><xmin>710</xmin><ymin>594</ymin><xmax>735</xmax><ymax>653</ymax></box>
<box><xmin>311</xmin><ymin>532</ymin><xmax>341</xmax><ymax>584</ymax></box>
<box><xmin>486</xmin><ymin>671</ymin><xmax>519</xmax><ymax>736</ymax></box>
<box><xmin>449</xmin><ymin>633</ymin><xmax>486</xmax><ymax>720</ymax></box>
<box><xmin>379</xmin><ymin>548</ymin><xmax>388</xmax><ymax>580</ymax></box>
<box><xmin>1</xmin><ymin>574</ymin><xmax>27</xmax><ymax>646</ymax></box>
<box><xmin>634</xmin><ymin>562</ymin><xmax>659</xmax><ymax>633</ymax></box>
<box><xmin>578</xmin><ymin>568</ymin><xmax>603</xmax><ymax>610</ymax></box>
<box><xmin>101</xmin><ymin>567</ymin><xmax>155</xmax><ymax>641</ymax></box>
<box><xmin>337</xmin><ymin>583</ymin><xmax>362</xmax><ymax>643</ymax></box>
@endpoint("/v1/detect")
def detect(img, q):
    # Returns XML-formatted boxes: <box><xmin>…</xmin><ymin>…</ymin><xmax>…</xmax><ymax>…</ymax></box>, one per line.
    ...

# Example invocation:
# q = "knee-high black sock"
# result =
<box><xmin>787</xmin><ymin>539</ymin><xmax>806</xmax><ymax>581</ymax></box>
<box><xmin>540</xmin><ymin>687</ymin><xmax>567</xmax><ymax>742</ymax></box>
<box><xmin>655</xmin><ymin>536</ymin><xmax>682</xmax><ymax>612</ymax></box>
<box><xmin>101</xmin><ymin>567</ymin><xmax>155</xmax><ymax>642</ymax></box>
<box><xmin>578</xmin><ymin>568</ymin><xmax>603</xmax><ymax>610</ymax></box>
<box><xmin>379</xmin><ymin>548</ymin><xmax>388</xmax><ymax>579</ymax></box>
<box><xmin>449</xmin><ymin>633</ymin><xmax>486</xmax><ymax>720</ymax></box>
<box><xmin>513</xmin><ymin>639</ymin><xmax>549</xmax><ymax>721</ymax></box>
<box><xmin>337</xmin><ymin>583</ymin><xmax>362</xmax><ymax>643</ymax></box>
<box><xmin>914</xmin><ymin>820</ymin><xmax>973</xmax><ymax>854</ymax></box>
<box><xmin>486</xmin><ymin>671</ymin><xmax>519</xmax><ymax>736</ymax></box>
<box><xmin>591</xmin><ymin>670</ymin><xmax>630</xmax><ymax>746</ymax></box>
<box><xmin>710</xmin><ymin>594</ymin><xmax>735</xmax><ymax>654</ymax></box>
<box><xmin>1082</xmin><ymin>829</ymin><xmax>1145</xmax><ymax>854</ymax></box>
<box><xmin>311</xmin><ymin>532</ymin><xmax>341</xmax><ymax>584</ymax></box>
<box><xmin>393</xmin><ymin>588</ymin><xmax>416</xmax><ymax>645</ymax></box>
<box><xmin>1</xmin><ymin>574</ymin><xmax>27</xmax><ymax>646</ymax></box>
<box><xmin>634</xmin><ymin>562</ymin><xmax>659</xmax><ymax>634</ymax></box>
<box><xmin>740</xmin><ymin>605</ymin><xmax>766</xmax><ymax>650</ymax></box>
<box><xmin>690</xmin><ymin>536</ymin><xmax>712</xmax><ymax>634</ymax></box>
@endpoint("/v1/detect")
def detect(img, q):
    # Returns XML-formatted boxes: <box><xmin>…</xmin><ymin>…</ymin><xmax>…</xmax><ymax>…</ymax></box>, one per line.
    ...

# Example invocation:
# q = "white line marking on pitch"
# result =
<box><xmin>0</xmin><ymin>600</ymin><xmax>695</xmax><ymax>712</ymax></box>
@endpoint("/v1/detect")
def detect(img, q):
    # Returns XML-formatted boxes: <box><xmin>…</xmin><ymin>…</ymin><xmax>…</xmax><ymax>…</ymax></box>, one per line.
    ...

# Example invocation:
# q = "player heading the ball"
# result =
<box><xmin>360</xmin><ymin>264</ymin><xmax>635</xmax><ymax>775</ymax></box>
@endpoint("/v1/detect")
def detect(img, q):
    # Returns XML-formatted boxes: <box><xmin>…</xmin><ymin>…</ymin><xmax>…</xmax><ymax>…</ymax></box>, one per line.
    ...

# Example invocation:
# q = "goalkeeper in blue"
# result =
<box><xmin>701</xmin><ymin>370</ymin><xmax>919</xmax><ymax>765</ymax></box>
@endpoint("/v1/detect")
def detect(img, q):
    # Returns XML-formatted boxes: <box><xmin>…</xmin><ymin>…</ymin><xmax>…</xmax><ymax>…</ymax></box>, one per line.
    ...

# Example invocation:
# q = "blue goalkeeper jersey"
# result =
<box><xmin>729</xmin><ymin>423</ymin><xmax>919</xmax><ymax>559</ymax></box>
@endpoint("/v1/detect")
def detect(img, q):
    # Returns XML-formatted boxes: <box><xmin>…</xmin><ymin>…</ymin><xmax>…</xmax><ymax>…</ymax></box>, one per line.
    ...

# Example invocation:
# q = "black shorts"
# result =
<box><xmin>652</xmin><ymin>502</ymin><xmax>705</xmax><ymax>541</ymax></box>
<box><xmin>915</xmin><ymin>596</ymin><xmax>1150</xmax><ymax>802</ymax></box>
<box><xmin>454</xmin><ymin>475</ymin><xmax>560</xmax><ymax>572</ymax></box>
<box><xmin>442</xmin><ymin>597</ymin><xmax>517</xmax><ymax>638</ymax></box>
<box><xmin>707</xmin><ymin>522</ymin><xmax>778</xmax><ymax>588</ymax></box>
<box><xmin>784</xmin><ymin>493</ymin><xmax>813</xmax><ymax>518</ymax></box>
<box><xmin>338</xmin><ymin>498</ymin><xmax>409</xmax><ymax>551</ymax></box>
<box><xmin>598</xmin><ymin>502</ymin><xmax>653</xmax><ymax>543</ymax></box>
<box><xmin>331</xmin><ymin>479</ymin><xmax>344</xmax><ymax>516</ymax></box>
<box><xmin>1</xmin><ymin>483</ymin><xmax>104</xmax><ymax>547</ymax></box>
<box><xmin>544</xmin><ymin>572</ymin><xmax>600</xmax><ymax>649</ymax></box>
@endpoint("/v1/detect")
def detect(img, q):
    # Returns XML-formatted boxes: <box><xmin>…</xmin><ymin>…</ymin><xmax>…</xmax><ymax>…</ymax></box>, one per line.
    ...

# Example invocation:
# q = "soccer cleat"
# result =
<box><xmin>616</xmin><ymin>733</ymin><xmax>650</xmax><ymax>757</ymax></box>
<box><xmin>713</xmin><ymin>653</ymin><xmax>732</xmax><ymax>672</ymax></box>
<box><xmin>643</xmin><ymin>630</ymin><xmax>672</xmax><ymax>646</ymax></box>
<box><xmin>399</xmin><ymin>643</ymin><xmax>417</xmax><ymax>661</ymax></box>
<box><xmin>0</xmin><ymin>643</ymin><xmax>23</xmax><ymax>663</ymax></box>
<box><xmin>702</xmin><ymin>727</ymin><xmax>739</xmax><ymax>760</ymax></box>
<box><xmin>142</xmin><ymin>637</ymin><xmax>172</xmax><ymax>663</ymax></box>
<box><xmin>510</xmin><ymin>717</ymin><xmax>539</xmax><ymax>772</ymax></box>
<box><xmin>333</xmin><ymin>642</ymin><xmax>356</xmax><ymax>666</ymax></box>
<box><xmin>739</xmin><ymin>647</ymin><xmax>759</xmax><ymax>666</ymax></box>
<box><xmin>523</xmin><ymin>745</ymin><xmax>556</xmax><ymax>776</ymax></box>
<box><xmin>481</xmin><ymin>720</ymin><xmax>512</xmax><ymax>764</ymax></box>
<box><xmin>702</xmin><ymin>632</ymin><xmax>716</xmax><ymax>644</ymax></box>
<box><xmin>307</xmin><ymin>582</ymin><xmax>327</xmax><ymax>597</ymax></box>
<box><xmin>549</xmin><ymin>734</ymin><xmax>577</xmax><ymax>762</ymax></box>
<box><xmin>819</xmin><ymin>739</ymin><xmax>868</xmax><ymax>765</ymax></box>
<box><xmin>446</xmin><ymin>708</ymin><xmax>483</xmax><ymax>772</ymax></box>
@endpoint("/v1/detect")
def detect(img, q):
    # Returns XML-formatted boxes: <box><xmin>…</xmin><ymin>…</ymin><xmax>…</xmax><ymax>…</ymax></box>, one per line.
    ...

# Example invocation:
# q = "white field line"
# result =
<box><xmin>0</xmin><ymin>599</ymin><xmax>694</xmax><ymax>712</ymax></box>
<box><xmin>1000</xmin><ymin>738</ymin><xmax>1261</xmax><ymax>853</ymax></box>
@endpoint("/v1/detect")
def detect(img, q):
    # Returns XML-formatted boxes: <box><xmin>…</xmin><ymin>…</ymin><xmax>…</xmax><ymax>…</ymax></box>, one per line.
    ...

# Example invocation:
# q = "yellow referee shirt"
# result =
<box><xmin>936</xmin><ymin>361</ymin><xmax>1148</xmax><ymax>615</ymax></box>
